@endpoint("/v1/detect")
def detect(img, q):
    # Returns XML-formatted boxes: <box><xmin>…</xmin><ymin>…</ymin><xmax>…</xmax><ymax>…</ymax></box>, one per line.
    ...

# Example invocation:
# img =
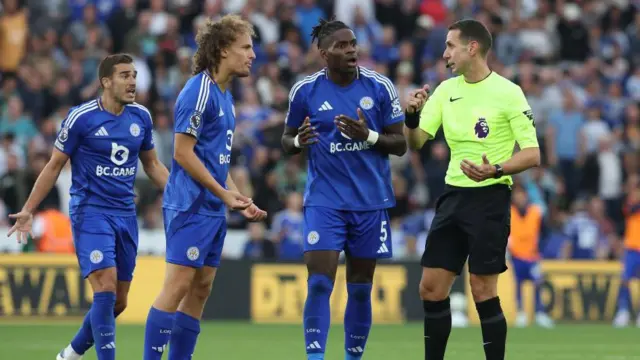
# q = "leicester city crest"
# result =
<box><xmin>474</xmin><ymin>117</ymin><xmax>489</xmax><ymax>139</ymax></box>
<box><xmin>129</xmin><ymin>123</ymin><xmax>140</xmax><ymax>137</ymax></box>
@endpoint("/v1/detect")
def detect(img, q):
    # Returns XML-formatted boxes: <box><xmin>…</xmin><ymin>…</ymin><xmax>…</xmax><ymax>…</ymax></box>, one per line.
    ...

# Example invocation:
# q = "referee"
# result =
<box><xmin>404</xmin><ymin>19</ymin><xmax>540</xmax><ymax>360</ymax></box>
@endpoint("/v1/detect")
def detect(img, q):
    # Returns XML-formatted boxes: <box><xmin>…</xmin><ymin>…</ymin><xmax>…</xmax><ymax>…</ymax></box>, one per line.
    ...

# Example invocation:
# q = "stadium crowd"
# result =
<box><xmin>0</xmin><ymin>0</ymin><xmax>639</xmax><ymax>261</ymax></box>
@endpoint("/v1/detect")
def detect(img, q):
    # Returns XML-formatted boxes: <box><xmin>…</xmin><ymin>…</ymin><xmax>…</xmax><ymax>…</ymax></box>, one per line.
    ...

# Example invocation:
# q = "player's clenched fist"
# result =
<box><xmin>221</xmin><ymin>190</ymin><xmax>253</xmax><ymax>210</ymax></box>
<box><xmin>406</xmin><ymin>84</ymin><xmax>430</xmax><ymax>114</ymax></box>
<box><xmin>296</xmin><ymin>117</ymin><xmax>318</xmax><ymax>147</ymax></box>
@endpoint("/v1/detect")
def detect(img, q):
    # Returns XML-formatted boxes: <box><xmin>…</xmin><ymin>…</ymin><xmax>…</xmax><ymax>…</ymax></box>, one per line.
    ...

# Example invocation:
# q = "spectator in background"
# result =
<box><xmin>561</xmin><ymin>197</ymin><xmax>612</xmax><ymax>260</ymax></box>
<box><xmin>271</xmin><ymin>192</ymin><xmax>303</xmax><ymax>260</ymax></box>
<box><xmin>0</xmin><ymin>96</ymin><xmax>38</xmax><ymax>149</ymax></box>
<box><xmin>243</xmin><ymin>222</ymin><xmax>276</xmax><ymax>260</ymax></box>
<box><xmin>28</xmin><ymin>205</ymin><xmax>73</xmax><ymax>253</ymax></box>
<box><xmin>0</xmin><ymin>0</ymin><xmax>28</xmax><ymax>74</ymax></box>
<box><xmin>546</xmin><ymin>90</ymin><xmax>586</xmax><ymax>203</ymax></box>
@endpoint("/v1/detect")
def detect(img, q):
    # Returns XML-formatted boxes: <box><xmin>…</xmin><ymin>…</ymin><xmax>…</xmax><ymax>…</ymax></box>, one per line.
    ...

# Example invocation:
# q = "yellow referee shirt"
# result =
<box><xmin>419</xmin><ymin>72</ymin><xmax>539</xmax><ymax>187</ymax></box>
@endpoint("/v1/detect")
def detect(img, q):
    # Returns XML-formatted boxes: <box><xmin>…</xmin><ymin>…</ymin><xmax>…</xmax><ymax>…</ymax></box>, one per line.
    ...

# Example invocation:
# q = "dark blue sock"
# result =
<box><xmin>304</xmin><ymin>274</ymin><xmax>333</xmax><ymax>359</ymax></box>
<box><xmin>515</xmin><ymin>279</ymin><xmax>523</xmax><ymax>311</ymax></box>
<box><xmin>71</xmin><ymin>310</ymin><xmax>94</xmax><ymax>355</ymax></box>
<box><xmin>534</xmin><ymin>282</ymin><xmax>544</xmax><ymax>313</ymax></box>
<box><xmin>143</xmin><ymin>307</ymin><xmax>175</xmax><ymax>360</ymax></box>
<box><xmin>618</xmin><ymin>284</ymin><xmax>631</xmax><ymax>312</ymax></box>
<box><xmin>91</xmin><ymin>292</ymin><xmax>116</xmax><ymax>360</ymax></box>
<box><xmin>169</xmin><ymin>311</ymin><xmax>201</xmax><ymax>359</ymax></box>
<box><xmin>344</xmin><ymin>283</ymin><xmax>372</xmax><ymax>359</ymax></box>
<box><xmin>71</xmin><ymin>305</ymin><xmax>126</xmax><ymax>354</ymax></box>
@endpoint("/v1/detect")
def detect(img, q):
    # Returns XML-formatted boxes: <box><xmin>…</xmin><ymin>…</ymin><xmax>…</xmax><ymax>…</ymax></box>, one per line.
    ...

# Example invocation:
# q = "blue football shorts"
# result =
<box><xmin>303</xmin><ymin>206</ymin><xmax>392</xmax><ymax>259</ymax></box>
<box><xmin>71</xmin><ymin>212</ymin><xmax>139</xmax><ymax>281</ymax></box>
<box><xmin>163</xmin><ymin>209</ymin><xmax>227</xmax><ymax>268</ymax></box>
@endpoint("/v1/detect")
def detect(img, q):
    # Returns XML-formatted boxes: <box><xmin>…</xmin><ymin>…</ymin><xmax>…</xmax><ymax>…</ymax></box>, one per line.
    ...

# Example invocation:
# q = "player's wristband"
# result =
<box><xmin>366</xmin><ymin>130</ymin><xmax>379</xmax><ymax>145</ymax></box>
<box><xmin>293</xmin><ymin>135</ymin><xmax>302</xmax><ymax>148</ymax></box>
<box><xmin>405</xmin><ymin>111</ymin><xmax>420</xmax><ymax>129</ymax></box>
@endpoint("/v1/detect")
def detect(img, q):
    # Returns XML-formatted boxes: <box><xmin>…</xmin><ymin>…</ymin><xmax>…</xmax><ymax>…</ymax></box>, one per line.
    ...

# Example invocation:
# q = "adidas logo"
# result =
<box><xmin>348</xmin><ymin>346</ymin><xmax>364</xmax><ymax>353</ymax></box>
<box><xmin>377</xmin><ymin>243</ymin><xmax>389</xmax><ymax>254</ymax></box>
<box><xmin>151</xmin><ymin>344</ymin><xmax>167</xmax><ymax>353</ymax></box>
<box><xmin>318</xmin><ymin>101</ymin><xmax>333</xmax><ymax>111</ymax></box>
<box><xmin>219</xmin><ymin>108</ymin><xmax>224</xmax><ymax>116</ymax></box>
<box><xmin>306</xmin><ymin>341</ymin><xmax>322</xmax><ymax>350</ymax></box>
<box><xmin>95</xmin><ymin>126</ymin><xmax>108</xmax><ymax>136</ymax></box>
<box><xmin>100</xmin><ymin>342</ymin><xmax>116</xmax><ymax>350</ymax></box>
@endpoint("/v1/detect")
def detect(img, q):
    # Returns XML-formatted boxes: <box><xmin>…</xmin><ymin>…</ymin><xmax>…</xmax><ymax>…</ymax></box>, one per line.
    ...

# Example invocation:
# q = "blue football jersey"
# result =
<box><xmin>54</xmin><ymin>98</ymin><xmax>155</xmax><ymax>215</ymax></box>
<box><xmin>286</xmin><ymin>67</ymin><xmax>405</xmax><ymax>211</ymax></box>
<box><xmin>163</xmin><ymin>71</ymin><xmax>236</xmax><ymax>216</ymax></box>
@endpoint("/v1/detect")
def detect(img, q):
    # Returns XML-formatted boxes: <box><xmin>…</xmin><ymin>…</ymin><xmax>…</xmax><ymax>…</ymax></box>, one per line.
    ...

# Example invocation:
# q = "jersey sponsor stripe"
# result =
<box><xmin>66</xmin><ymin>100</ymin><xmax>98</xmax><ymax>129</ymax></box>
<box><xmin>360</xmin><ymin>67</ymin><xmax>397</xmax><ymax>99</ymax></box>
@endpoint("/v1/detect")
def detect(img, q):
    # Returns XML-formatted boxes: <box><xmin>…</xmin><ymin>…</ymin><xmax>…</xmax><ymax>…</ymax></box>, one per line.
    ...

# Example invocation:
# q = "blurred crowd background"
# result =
<box><xmin>0</xmin><ymin>0</ymin><xmax>639</xmax><ymax>262</ymax></box>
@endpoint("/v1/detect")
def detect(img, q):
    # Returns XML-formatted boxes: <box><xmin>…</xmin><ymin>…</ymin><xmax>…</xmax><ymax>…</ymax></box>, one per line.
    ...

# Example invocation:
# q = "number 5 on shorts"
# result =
<box><xmin>380</xmin><ymin>220</ymin><xmax>388</xmax><ymax>242</ymax></box>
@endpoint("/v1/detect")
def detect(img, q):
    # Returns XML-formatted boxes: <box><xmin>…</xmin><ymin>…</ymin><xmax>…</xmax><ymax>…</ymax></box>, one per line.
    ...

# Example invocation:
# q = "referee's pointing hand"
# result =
<box><xmin>460</xmin><ymin>154</ymin><xmax>497</xmax><ymax>182</ymax></box>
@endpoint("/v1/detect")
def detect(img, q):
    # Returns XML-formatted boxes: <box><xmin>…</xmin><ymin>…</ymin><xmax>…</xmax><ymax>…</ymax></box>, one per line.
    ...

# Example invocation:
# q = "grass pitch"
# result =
<box><xmin>0</xmin><ymin>322</ymin><xmax>638</xmax><ymax>359</ymax></box>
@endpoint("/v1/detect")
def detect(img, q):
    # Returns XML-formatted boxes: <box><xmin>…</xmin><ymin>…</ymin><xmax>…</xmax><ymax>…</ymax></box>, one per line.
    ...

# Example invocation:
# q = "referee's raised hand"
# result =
<box><xmin>406</xmin><ymin>85</ymin><xmax>430</xmax><ymax>114</ymax></box>
<box><xmin>460</xmin><ymin>154</ymin><xmax>497</xmax><ymax>182</ymax></box>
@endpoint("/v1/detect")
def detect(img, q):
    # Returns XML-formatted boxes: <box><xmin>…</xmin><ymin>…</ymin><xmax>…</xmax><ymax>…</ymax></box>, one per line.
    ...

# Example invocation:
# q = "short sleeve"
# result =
<box><xmin>174</xmin><ymin>78</ymin><xmax>210</xmax><ymax>139</ymax></box>
<box><xmin>379</xmin><ymin>81</ymin><xmax>405</xmax><ymax>127</ymax></box>
<box><xmin>136</xmin><ymin>105</ymin><xmax>155</xmax><ymax>151</ymax></box>
<box><xmin>285</xmin><ymin>81</ymin><xmax>308</xmax><ymax>129</ymax></box>
<box><xmin>507</xmin><ymin>87</ymin><xmax>539</xmax><ymax>149</ymax></box>
<box><xmin>54</xmin><ymin>107</ymin><xmax>86</xmax><ymax>156</ymax></box>
<box><xmin>419</xmin><ymin>85</ymin><xmax>444</xmax><ymax>139</ymax></box>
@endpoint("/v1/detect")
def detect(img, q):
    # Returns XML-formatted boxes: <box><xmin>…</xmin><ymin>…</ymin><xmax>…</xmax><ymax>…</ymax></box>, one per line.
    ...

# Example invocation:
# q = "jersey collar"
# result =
<box><xmin>324</xmin><ymin>66</ymin><xmax>360</xmax><ymax>80</ymax></box>
<box><xmin>203</xmin><ymin>69</ymin><xmax>215</xmax><ymax>83</ymax></box>
<box><xmin>97</xmin><ymin>96</ymin><xmax>104</xmax><ymax>111</ymax></box>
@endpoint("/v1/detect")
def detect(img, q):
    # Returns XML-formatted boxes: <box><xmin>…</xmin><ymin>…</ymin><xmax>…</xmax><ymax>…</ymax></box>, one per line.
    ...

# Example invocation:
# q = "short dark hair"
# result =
<box><xmin>192</xmin><ymin>14</ymin><xmax>255</xmax><ymax>75</ymax></box>
<box><xmin>448</xmin><ymin>19</ymin><xmax>492</xmax><ymax>56</ymax></box>
<box><xmin>98</xmin><ymin>53</ymin><xmax>134</xmax><ymax>88</ymax></box>
<box><xmin>311</xmin><ymin>16</ymin><xmax>350</xmax><ymax>49</ymax></box>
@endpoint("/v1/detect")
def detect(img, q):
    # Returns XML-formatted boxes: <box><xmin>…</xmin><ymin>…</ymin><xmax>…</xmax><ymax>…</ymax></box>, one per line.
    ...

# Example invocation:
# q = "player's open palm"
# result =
<box><xmin>222</xmin><ymin>190</ymin><xmax>253</xmax><ymax>211</ymax></box>
<box><xmin>297</xmin><ymin>117</ymin><xmax>318</xmax><ymax>147</ymax></box>
<box><xmin>241</xmin><ymin>204</ymin><xmax>267</xmax><ymax>222</ymax></box>
<box><xmin>407</xmin><ymin>85</ymin><xmax>430</xmax><ymax>114</ymax></box>
<box><xmin>335</xmin><ymin>108</ymin><xmax>369</xmax><ymax>141</ymax></box>
<box><xmin>7</xmin><ymin>211</ymin><xmax>33</xmax><ymax>244</ymax></box>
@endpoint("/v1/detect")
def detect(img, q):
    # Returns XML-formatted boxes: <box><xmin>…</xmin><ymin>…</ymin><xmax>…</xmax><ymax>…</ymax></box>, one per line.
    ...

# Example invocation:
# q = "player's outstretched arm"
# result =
<box><xmin>7</xmin><ymin>149</ymin><xmax>68</xmax><ymax>242</ymax></box>
<box><xmin>174</xmin><ymin>133</ymin><xmax>252</xmax><ymax>210</ymax></box>
<box><xmin>140</xmin><ymin>149</ymin><xmax>169</xmax><ymax>189</ymax></box>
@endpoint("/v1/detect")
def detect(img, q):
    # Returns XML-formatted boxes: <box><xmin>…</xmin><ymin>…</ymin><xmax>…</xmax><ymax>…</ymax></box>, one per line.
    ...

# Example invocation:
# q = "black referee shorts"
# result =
<box><xmin>421</xmin><ymin>184</ymin><xmax>511</xmax><ymax>275</ymax></box>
